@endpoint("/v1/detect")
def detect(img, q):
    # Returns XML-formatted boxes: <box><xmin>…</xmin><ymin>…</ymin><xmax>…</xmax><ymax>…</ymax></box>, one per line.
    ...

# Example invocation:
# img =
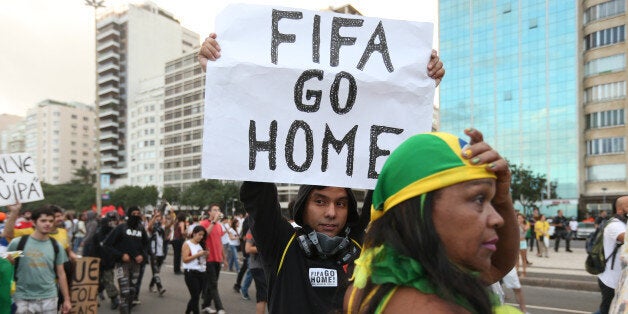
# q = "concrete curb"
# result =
<box><xmin>521</xmin><ymin>276</ymin><xmax>599</xmax><ymax>292</ymax></box>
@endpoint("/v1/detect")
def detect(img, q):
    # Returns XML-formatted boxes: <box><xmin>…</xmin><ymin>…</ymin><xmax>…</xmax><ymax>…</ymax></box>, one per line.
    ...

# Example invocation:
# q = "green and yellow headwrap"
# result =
<box><xmin>371</xmin><ymin>132</ymin><xmax>497</xmax><ymax>222</ymax></box>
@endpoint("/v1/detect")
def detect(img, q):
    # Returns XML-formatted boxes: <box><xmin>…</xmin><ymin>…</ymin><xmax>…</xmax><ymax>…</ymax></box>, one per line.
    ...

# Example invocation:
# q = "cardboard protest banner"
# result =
<box><xmin>0</xmin><ymin>153</ymin><xmax>44</xmax><ymax>206</ymax></box>
<box><xmin>70</xmin><ymin>257</ymin><xmax>100</xmax><ymax>314</ymax></box>
<box><xmin>202</xmin><ymin>4</ymin><xmax>435</xmax><ymax>189</ymax></box>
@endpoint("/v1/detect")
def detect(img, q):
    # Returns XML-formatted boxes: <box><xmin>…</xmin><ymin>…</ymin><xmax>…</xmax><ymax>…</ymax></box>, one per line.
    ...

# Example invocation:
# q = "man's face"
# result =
<box><xmin>209</xmin><ymin>205</ymin><xmax>221</xmax><ymax>220</ymax></box>
<box><xmin>54</xmin><ymin>212</ymin><xmax>64</xmax><ymax>228</ymax></box>
<box><xmin>557</xmin><ymin>210</ymin><xmax>563</xmax><ymax>217</ymax></box>
<box><xmin>302</xmin><ymin>187</ymin><xmax>349</xmax><ymax>237</ymax></box>
<box><xmin>34</xmin><ymin>214</ymin><xmax>54</xmax><ymax>235</ymax></box>
<box><xmin>616</xmin><ymin>197</ymin><xmax>628</xmax><ymax>216</ymax></box>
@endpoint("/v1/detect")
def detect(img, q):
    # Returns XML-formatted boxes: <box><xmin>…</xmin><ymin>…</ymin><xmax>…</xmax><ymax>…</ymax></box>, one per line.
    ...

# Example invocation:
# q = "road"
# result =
<box><xmin>94</xmin><ymin>253</ymin><xmax>600</xmax><ymax>314</ymax></box>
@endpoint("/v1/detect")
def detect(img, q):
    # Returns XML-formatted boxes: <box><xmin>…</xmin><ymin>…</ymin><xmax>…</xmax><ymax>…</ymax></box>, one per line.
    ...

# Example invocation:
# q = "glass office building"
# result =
<box><xmin>439</xmin><ymin>1</ymin><xmax>578</xmax><ymax>210</ymax></box>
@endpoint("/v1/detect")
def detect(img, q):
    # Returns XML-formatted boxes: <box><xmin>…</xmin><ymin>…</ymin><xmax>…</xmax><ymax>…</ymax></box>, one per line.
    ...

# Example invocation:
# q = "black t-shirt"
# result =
<box><xmin>240</xmin><ymin>181</ymin><xmax>366</xmax><ymax>314</ymax></box>
<box><xmin>103</xmin><ymin>222</ymin><xmax>149</xmax><ymax>263</ymax></box>
<box><xmin>553</xmin><ymin>215</ymin><xmax>568</xmax><ymax>231</ymax></box>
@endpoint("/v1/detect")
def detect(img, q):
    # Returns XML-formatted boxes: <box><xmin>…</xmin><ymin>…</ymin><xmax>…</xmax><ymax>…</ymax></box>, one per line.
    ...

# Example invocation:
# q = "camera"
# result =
<box><xmin>219</xmin><ymin>213</ymin><xmax>224</xmax><ymax>219</ymax></box>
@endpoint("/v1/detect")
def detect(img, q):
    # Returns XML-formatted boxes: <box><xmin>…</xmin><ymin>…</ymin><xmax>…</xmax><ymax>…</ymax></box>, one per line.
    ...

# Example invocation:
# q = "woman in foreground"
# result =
<box><xmin>345</xmin><ymin>129</ymin><xmax>519</xmax><ymax>313</ymax></box>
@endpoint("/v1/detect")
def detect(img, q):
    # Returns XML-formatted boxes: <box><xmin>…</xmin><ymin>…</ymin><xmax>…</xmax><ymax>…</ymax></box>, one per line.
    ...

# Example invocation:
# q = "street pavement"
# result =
<box><xmin>521</xmin><ymin>240</ymin><xmax>600</xmax><ymax>291</ymax></box>
<box><xmin>94</xmin><ymin>240</ymin><xmax>597</xmax><ymax>313</ymax></box>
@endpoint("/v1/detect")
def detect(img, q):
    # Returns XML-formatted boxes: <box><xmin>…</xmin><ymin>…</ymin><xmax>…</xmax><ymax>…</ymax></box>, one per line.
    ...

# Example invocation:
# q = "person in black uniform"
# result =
<box><xmin>552</xmin><ymin>210</ymin><xmax>572</xmax><ymax>252</ymax></box>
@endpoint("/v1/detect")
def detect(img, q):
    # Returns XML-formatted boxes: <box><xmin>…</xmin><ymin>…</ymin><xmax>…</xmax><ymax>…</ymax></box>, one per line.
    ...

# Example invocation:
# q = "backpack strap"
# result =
<box><xmin>13</xmin><ymin>235</ymin><xmax>30</xmax><ymax>281</ymax></box>
<box><xmin>277</xmin><ymin>232</ymin><xmax>297</xmax><ymax>276</ymax></box>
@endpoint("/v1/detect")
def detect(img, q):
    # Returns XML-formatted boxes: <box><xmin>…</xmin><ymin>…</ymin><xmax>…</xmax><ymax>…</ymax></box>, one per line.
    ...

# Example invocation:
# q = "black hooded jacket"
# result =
<box><xmin>240</xmin><ymin>181</ymin><xmax>371</xmax><ymax>314</ymax></box>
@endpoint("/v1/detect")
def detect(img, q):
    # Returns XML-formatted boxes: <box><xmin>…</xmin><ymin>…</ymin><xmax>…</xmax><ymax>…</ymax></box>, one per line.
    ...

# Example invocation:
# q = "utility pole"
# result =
<box><xmin>85</xmin><ymin>0</ymin><xmax>105</xmax><ymax>215</ymax></box>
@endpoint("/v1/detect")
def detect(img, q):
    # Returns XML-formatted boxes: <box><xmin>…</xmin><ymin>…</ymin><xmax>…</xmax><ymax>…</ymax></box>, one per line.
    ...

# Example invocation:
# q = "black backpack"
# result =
<box><xmin>13</xmin><ymin>235</ymin><xmax>60</xmax><ymax>281</ymax></box>
<box><xmin>585</xmin><ymin>218</ymin><xmax>623</xmax><ymax>275</ymax></box>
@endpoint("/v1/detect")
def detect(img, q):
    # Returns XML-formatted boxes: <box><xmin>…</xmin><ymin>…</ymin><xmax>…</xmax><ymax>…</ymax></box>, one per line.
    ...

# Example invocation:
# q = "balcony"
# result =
<box><xmin>96</xmin><ymin>27</ymin><xmax>120</xmax><ymax>41</ymax></box>
<box><xmin>99</xmin><ymin>108</ymin><xmax>118</xmax><ymax>119</ymax></box>
<box><xmin>97</xmin><ymin>50</ymin><xmax>119</xmax><ymax>64</ymax></box>
<box><xmin>98</xmin><ymin>73</ymin><xmax>119</xmax><ymax>85</ymax></box>
<box><xmin>98</xmin><ymin>62</ymin><xmax>119</xmax><ymax>73</ymax></box>
<box><xmin>99</xmin><ymin>96</ymin><xmax>119</xmax><ymax>107</ymax></box>
<box><xmin>100</xmin><ymin>120</ymin><xmax>119</xmax><ymax>130</ymax></box>
<box><xmin>100</xmin><ymin>142</ymin><xmax>118</xmax><ymax>152</ymax></box>
<box><xmin>99</xmin><ymin>131</ymin><xmax>117</xmax><ymax>141</ymax></box>
<box><xmin>101</xmin><ymin>154</ymin><xmax>118</xmax><ymax>164</ymax></box>
<box><xmin>99</xmin><ymin>85</ymin><xmax>119</xmax><ymax>96</ymax></box>
<box><xmin>97</xmin><ymin>38</ymin><xmax>120</xmax><ymax>52</ymax></box>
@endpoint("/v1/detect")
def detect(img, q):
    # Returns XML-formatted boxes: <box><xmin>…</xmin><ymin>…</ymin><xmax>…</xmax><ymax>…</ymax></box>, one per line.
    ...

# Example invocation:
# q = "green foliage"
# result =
<box><xmin>179</xmin><ymin>179</ymin><xmax>241</xmax><ymax>211</ymax></box>
<box><xmin>510</xmin><ymin>162</ymin><xmax>558</xmax><ymax>215</ymax></box>
<box><xmin>107</xmin><ymin>185</ymin><xmax>159</xmax><ymax>209</ymax></box>
<box><xmin>72</xmin><ymin>166</ymin><xmax>94</xmax><ymax>185</ymax></box>
<box><xmin>162</xmin><ymin>186</ymin><xmax>182</xmax><ymax>204</ymax></box>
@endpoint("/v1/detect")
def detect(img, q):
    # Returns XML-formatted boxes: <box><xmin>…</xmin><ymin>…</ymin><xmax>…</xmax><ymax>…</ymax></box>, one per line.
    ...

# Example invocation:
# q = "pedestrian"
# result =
<box><xmin>173</xmin><ymin>213</ymin><xmax>187</xmax><ymax>275</ymax></box>
<box><xmin>535</xmin><ymin>214</ymin><xmax>550</xmax><ymax>258</ymax></box>
<box><xmin>80</xmin><ymin>211</ymin><xmax>99</xmax><ymax>256</ymax></box>
<box><xmin>527</xmin><ymin>207</ymin><xmax>540</xmax><ymax>257</ymax></box>
<box><xmin>345</xmin><ymin>130</ymin><xmax>519</xmax><ymax>313</ymax></box>
<box><xmin>85</xmin><ymin>211</ymin><xmax>121</xmax><ymax>310</ymax></box>
<box><xmin>199</xmin><ymin>31</ymin><xmax>444</xmax><ymax>313</ymax></box>
<box><xmin>596</xmin><ymin>196</ymin><xmax>627</xmax><ymax>314</ymax></box>
<box><xmin>226</xmin><ymin>219</ymin><xmax>240</xmax><ymax>272</ymax></box>
<box><xmin>553</xmin><ymin>209</ymin><xmax>572</xmax><ymax>252</ymax></box>
<box><xmin>233</xmin><ymin>215</ymin><xmax>250</xmax><ymax>294</ymax></box>
<box><xmin>569</xmin><ymin>216</ymin><xmax>578</xmax><ymax>241</ymax></box>
<box><xmin>73</xmin><ymin>212</ymin><xmax>87</xmax><ymax>253</ymax></box>
<box><xmin>517</xmin><ymin>213</ymin><xmax>529</xmax><ymax>277</ymax></box>
<box><xmin>490</xmin><ymin>268</ymin><xmax>529</xmax><ymax>313</ymax></box>
<box><xmin>103</xmin><ymin>206</ymin><xmax>149</xmax><ymax>312</ymax></box>
<box><xmin>198</xmin><ymin>204</ymin><xmax>227</xmax><ymax>314</ymax></box>
<box><xmin>147</xmin><ymin>211</ymin><xmax>167</xmax><ymax>296</ymax></box>
<box><xmin>244</xmin><ymin>230</ymin><xmax>267</xmax><ymax>314</ymax></box>
<box><xmin>7</xmin><ymin>205</ymin><xmax>72</xmax><ymax>314</ymax></box>
<box><xmin>182</xmin><ymin>226</ymin><xmax>209</xmax><ymax>314</ymax></box>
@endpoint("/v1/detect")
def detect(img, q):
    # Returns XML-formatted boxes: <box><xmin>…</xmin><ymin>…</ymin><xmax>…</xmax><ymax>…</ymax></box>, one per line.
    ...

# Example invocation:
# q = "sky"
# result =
<box><xmin>0</xmin><ymin>0</ymin><xmax>437</xmax><ymax>117</ymax></box>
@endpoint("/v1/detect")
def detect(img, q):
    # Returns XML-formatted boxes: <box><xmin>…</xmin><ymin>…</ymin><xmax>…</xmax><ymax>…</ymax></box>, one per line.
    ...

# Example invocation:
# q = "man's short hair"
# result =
<box><xmin>208</xmin><ymin>203</ymin><xmax>221</xmax><ymax>210</ymax></box>
<box><xmin>49</xmin><ymin>205</ymin><xmax>64</xmax><ymax>215</ymax></box>
<box><xmin>31</xmin><ymin>206</ymin><xmax>56</xmax><ymax>222</ymax></box>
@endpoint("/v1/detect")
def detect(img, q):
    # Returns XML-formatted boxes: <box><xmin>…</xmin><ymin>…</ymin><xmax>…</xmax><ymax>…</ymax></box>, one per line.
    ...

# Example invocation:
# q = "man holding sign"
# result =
<box><xmin>198</xmin><ymin>4</ymin><xmax>444</xmax><ymax>313</ymax></box>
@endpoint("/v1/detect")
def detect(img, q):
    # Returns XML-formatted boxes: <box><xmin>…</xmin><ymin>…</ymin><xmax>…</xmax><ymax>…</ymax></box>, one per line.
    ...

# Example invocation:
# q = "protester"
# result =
<box><xmin>344</xmin><ymin>130</ymin><xmax>518</xmax><ymax>313</ymax></box>
<box><xmin>173</xmin><ymin>213</ymin><xmax>187</xmax><ymax>275</ymax></box>
<box><xmin>233</xmin><ymin>214</ymin><xmax>250</xmax><ymax>295</ymax></box>
<box><xmin>73</xmin><ymin>212</ymin><xmax>87</xmax><ymax>253</ymax></box>
<box><xmin>226</xmin><ymin>219</ymin><xmax>240</xmax><ymax>272</ymax></box>
<box><xmin>147</xmin><ymin>211</ymin><xmax>167</xmax><ymax>296</ymax></box>
<box><xmin>244</xmin><ymin>230</ymin><xmax>267</xmax><ymax>314</ymax></box>
<box><xmin>517</xmin><ymin>213</ymin><xmax>529</xmax><ymax>277</ymax></box>
<box><xmin>535</xmin><ymin>214</ymin><xmax>550</xmax><ymax>258</ymax></box>
<box><xmin>597</xmin><ymin>196</ymin><xmax>627</xmax><ymax>314</ymax></box>
<box><xmin>182</xmin><ymin>225</ymin><xmax>209</xmax><ymax>314</ymax></box>
<box><xmin>103</xmin><ymin>206</ymin><xmax>149</xmax><ymax>312</ymax></box>
<box><xmin>85</xmin><ymin>210</ymin><xmax>121</xmax><ymax>310</ymax></box>
<box><xmin>198</xmin><ymin>204</ymin><xmax>227</xmax><ymax>314</ymax></box>
<box><xmin>199</xmin><ymin>30</ymin><xmax>444</xmax><ymax>313</ymax></box>
<box><xmin>7</xmin><ymin>206</ymin><xmax>72</xmax><ymax>314</ymax></box>
<box><xmin>527</xmin><ymin>208</ymin><xmax>540</xmax><ymax>258</ymax></box>
<box><xmin>490</xmin><ymin>268</ymin><xmax>528</xmax><ymax>314</ymax></box>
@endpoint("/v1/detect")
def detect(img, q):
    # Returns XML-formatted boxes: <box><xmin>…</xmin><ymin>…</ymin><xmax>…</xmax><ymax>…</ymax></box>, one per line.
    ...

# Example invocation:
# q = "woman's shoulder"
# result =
<box><xmin>383</xmin><ymin>287</ymin><xmax>470</xmax><ymax>314</ymax></box>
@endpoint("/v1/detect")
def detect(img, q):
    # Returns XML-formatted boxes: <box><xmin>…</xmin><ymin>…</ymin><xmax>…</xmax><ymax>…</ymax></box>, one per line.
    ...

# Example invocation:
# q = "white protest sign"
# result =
<box><xmin>0</xmin><ymin>153</ymin><xmax>44</xmax><ymax>206</ymax></box>
<box><xmin>202</xmin><ymin>4</ymin><xmax>435</xmax><ymax>189</ymax></box>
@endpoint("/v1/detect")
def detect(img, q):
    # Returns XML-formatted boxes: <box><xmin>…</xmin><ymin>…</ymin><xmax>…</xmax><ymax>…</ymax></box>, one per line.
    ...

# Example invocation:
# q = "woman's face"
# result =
<box><xmin>193</xmin><ymin>231</ymin><xmax>205</xmax><ymax>242</ymax></box>
<box><xmin>432</xmin><ymin>178</ymin><xmax>503</xmax><ymax>273</ymax></box>
<box><xmin>517</xmin><ymin>214</ymin><xmax>524</xmax><ymax>224</ymax></box>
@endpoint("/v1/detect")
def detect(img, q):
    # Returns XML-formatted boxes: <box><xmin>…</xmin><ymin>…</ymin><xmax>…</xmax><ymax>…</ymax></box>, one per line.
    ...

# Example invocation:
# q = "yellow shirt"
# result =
<box><xmin>534</xmin><ymin>221</ymin><xmax>550</xmax><ymax>240</ymax></box>
<box><xmin>12</xmin><ymin>227</ymin><xmax>70</xmax><ymax>250</ymax></box>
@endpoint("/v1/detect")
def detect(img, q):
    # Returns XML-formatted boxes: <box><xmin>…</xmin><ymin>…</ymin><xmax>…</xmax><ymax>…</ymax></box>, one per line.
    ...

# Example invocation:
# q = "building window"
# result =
<box><xmin>586</xmin><ymin>109</ymin><xmax>625</xmax><ymax>129</ymax></box>
<box><xmin>585</xmin><ymin>25</ymin><xmax>625</xmax><ymax>50</ymax></box>
<box><xmin>587</xmin><ymin>163</ymin><xmax>626</xmax><ymax>181</ymax></box>
<box><xmin>584</xmin><ymin>53</ymin><xmax>625</xmax><ymax>77</ymax></box>
<box><xmin>584</xmin><ymin>0</ymin><xmax>625</xmax><ymax>24</ymax></box>
<box><xmin>584</xmin><ymin>81</ymin><xmax>626</xmax><ymax>103</ymax></box>
<box><xmin>587</xmin><ymin>137</ymin><xmax>625</xmax><ymax>155</ymax></box>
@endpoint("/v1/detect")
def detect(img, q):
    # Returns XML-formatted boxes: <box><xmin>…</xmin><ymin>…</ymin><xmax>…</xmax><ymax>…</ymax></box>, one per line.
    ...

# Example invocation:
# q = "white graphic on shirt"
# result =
<box><xmin>309</xmin><ymin>268</ymin><xmax>337</xmax><ymax>287</ymax></box>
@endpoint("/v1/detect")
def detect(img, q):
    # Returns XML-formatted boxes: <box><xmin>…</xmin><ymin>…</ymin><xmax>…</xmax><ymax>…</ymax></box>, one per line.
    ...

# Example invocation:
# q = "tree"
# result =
<box><xmin>72</xmin><ymin>166</ymin><xmax>94</xmax><ymax>185</ymax></box>
<box><xmin>179</xmin><ymin>179</ymin><xmax>241</xmax><ymax>211</ymax></box>
<box><xmin>162</xmin><ymin>186</ymin><xmax>181</xmax><ymax>204</ymax></box>
<box><xmin>510</xmin><ymin>162</ymin><xmax>558</xmax><ymax>215</ymax></box>
<box><xmin>108</xmin><ymin>185</ymin><xmax>159</xmax><ymax>209</ymax></box>
<box><xmin>25</xmin><ymin>182</ymin><xmax>95</xmax><ymax>211</ymax></box>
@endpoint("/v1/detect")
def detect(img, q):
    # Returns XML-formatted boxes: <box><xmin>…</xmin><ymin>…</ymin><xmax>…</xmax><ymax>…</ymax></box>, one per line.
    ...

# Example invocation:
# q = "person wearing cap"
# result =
<box><xmin>103</xmin><ymin>206</ymin><xmax>149</xmax><ymax>313</ymax></box>
<box><xmin>344</xmin><ymin>129</ymin><xmax>519</xmax><ymax>313</ymax></box>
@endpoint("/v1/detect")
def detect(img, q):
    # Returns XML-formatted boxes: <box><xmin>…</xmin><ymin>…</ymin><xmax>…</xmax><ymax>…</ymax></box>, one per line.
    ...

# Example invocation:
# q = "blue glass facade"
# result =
<box><xmin>439</xmin><ymin>0</ymin><xmax>577</xmax><ymax>200</ymax></box>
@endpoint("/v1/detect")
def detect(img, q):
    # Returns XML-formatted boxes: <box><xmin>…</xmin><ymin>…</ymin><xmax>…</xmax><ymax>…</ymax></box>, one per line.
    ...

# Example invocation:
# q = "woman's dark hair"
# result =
<box><xmin>191</xmin><ymin>225</ymin><xmax>208</xmax><ymax>249</ymax></box>
<box><xmin>230</xmin><ymin>218</ymin><xmax>239</xmax><ymax>230</ymax></box>
<box><xmin>353</xmin><ymin>192</ymin><xmax>491</xmax><ymax>314</ymax></box>
<box><xmin>176</xmin><ymin>213</ymin><xmax>187</xmax><ymax>223</ymax></box>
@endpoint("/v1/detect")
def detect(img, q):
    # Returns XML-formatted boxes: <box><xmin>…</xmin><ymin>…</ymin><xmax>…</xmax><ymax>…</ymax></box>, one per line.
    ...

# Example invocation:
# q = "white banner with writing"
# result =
<box><xmin>202</xmin><ymin>4</ymin><xmax>434</xmax><ymax>189</ymax></box>
<box><xmin>0</xmin><ymin>153</ymin><xmax>44</xmax><ymax>206</ymax></box>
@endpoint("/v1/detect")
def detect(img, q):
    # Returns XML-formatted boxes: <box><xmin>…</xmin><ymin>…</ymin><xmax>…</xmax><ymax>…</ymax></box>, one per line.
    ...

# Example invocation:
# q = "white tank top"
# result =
<box><xmin>182</xmin><ymin>240</ymin><xmax>206</xmax><ymax>272</ymax></box>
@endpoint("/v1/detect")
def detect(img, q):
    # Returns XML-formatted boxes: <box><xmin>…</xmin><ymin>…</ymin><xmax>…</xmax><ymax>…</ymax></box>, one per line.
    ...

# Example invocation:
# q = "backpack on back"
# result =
<box><xmin>585</xmin><ymin>218</ymin><xmax>623</xmax><ymax>275</ymax></box>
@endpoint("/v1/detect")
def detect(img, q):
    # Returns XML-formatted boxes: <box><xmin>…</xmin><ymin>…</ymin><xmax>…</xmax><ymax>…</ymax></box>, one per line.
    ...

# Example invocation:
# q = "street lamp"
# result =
<box><xmin>85</xmin><ymin>0</ymin><xmax>105</xmax><ymax>215</ymax></box>
<box><xmin>602</xmin><ymin>187</ymin><xmax>608</xmax><ymax>209</ymax></box>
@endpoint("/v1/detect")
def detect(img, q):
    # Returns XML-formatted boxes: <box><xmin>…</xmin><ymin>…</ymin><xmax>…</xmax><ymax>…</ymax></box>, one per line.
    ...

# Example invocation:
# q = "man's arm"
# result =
<box><xmin>3</xmin><ymin>203</ymin><xmax>21</xmax><ymax>241</ymax></box>
<box><xmin>56</xmin><ymin>263</ymin><xmax>72</xmax><ymax>313</ymax></box>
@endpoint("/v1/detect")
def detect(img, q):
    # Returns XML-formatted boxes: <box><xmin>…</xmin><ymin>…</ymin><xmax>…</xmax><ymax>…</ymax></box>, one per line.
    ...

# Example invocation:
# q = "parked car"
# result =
<box><xmin>576</xmin><ymin>222</ymin><xmax>596</xmax><ymax>240</ymax></box>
